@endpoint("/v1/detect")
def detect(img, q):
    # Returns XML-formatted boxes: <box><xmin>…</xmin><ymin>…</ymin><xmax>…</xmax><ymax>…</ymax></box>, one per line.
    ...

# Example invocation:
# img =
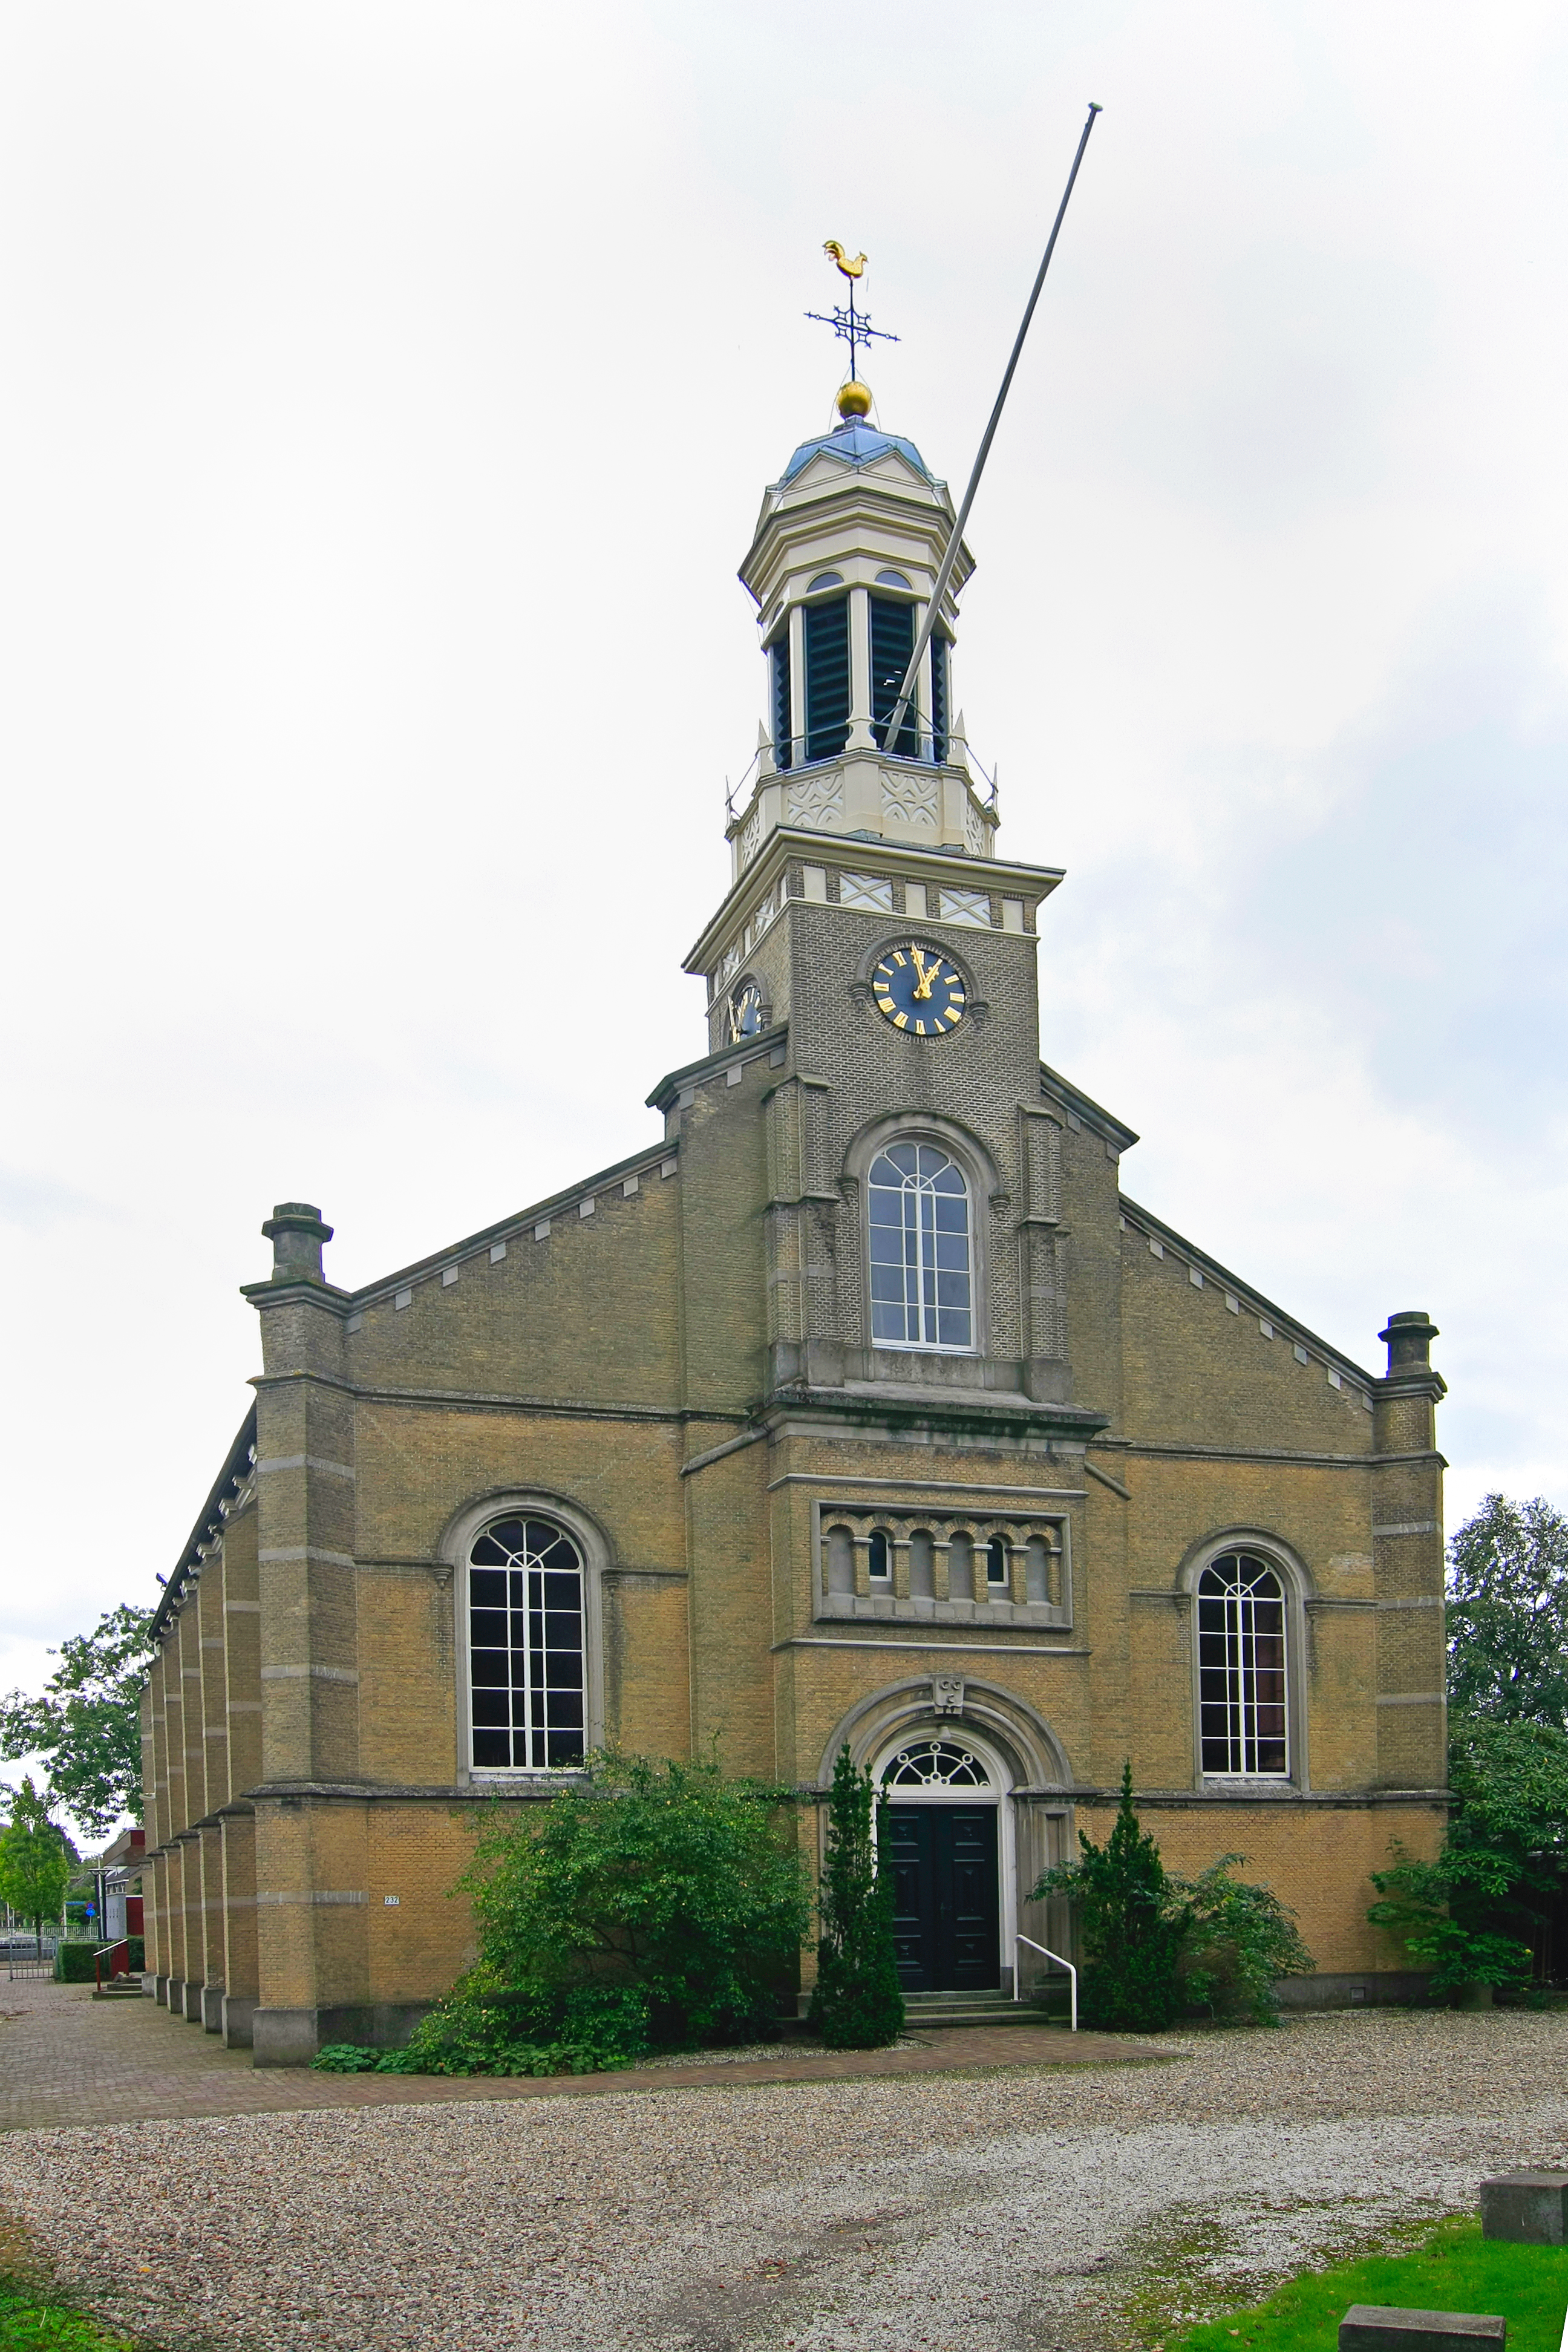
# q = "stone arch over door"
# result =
<box><xmin>815</xmin><ymin>1677</ymin><xmax>1075</xmax><ymax>1998</ymax></box>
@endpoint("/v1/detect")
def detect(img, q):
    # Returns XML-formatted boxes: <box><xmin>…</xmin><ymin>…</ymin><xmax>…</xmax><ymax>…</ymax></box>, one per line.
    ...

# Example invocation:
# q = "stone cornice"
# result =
<box><xmin>1374</xmin><ymin>1370</ymin><xmax>1449</xmax><ymax>1404</ymax></box>
<box><xmin>645</xmin><ymin>1025</ymin><xmax>788</xmax><ymax>1113</ymax></box>
<box><xmin>682</xmin><ymin>827</ymin><xmax>1063</xmax><ymax>976</ymax></box>
<box><xmin>760</xmin><ymin>1382</ymin><xmax>1109</xmax><ymax>1448</ymax></box>
<box><xmin>1039</xmin><ymin>1060</ymin><xmax>1140</xmax><ymax>1154</ymax></box>
<box><xmin>240</xmin><ymin>1276</ymin><xmax>354</xmax><ymax>1311</ymax></box>
<box><xmin>150</xmin><ymin>1407</ymin><xmax>258</xmax><ymax>1641</ymax></box>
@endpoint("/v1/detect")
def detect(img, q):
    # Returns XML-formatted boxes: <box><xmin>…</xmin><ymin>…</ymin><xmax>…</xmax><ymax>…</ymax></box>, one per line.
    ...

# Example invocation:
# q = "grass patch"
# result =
<box><xmin>0</xmin><ymin>2229</ymin><xmax>145</xmax><ymax>2352</ymax></box>
<box><xmin>1164</xmin><ymin>2220</ymin><xmax>1568</xmax><ymax>2351</ymax></box>
<box><xmin>0</xmin><ymin>2276</ymin><xmax>140</xmax><ymax>2352</ymax></box>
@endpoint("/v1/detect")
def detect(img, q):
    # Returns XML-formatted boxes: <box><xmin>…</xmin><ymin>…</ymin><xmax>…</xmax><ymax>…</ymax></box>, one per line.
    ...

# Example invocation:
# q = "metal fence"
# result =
<box><xmin>3</xmin><ymin>1929</ymin><xmax>60</xmax><ymax>1982</ymax></box>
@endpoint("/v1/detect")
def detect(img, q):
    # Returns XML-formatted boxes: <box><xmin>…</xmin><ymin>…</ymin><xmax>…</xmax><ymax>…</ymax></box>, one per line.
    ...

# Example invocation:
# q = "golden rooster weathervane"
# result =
<box><xmin>806</xmin><ymin>242</ymin><xmax>898</xmax><ymax>417</ymax></box>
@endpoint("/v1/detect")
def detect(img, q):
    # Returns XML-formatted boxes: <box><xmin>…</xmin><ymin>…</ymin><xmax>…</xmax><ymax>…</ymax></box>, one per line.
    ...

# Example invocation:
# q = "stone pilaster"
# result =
<box><xmin>197</xmin><ymin>1549</ymin><xmax>229</xmax><ymax>2027</ymax></box>
<box><xmin>220</xmin><ymin>1492</ymin><xmax>262</xmax><ymax>2048</ymax></box>
<box><xmin>220</xmin><ymin>1809</ymin><xmax>259</xmax><ymax>2048</ymax></box>
<box><xmin>1371</xmin><ymin>1311</ymin><xmax>1448</xmax><ymax>1790</ymax></box>
<box><xmin>159</xmin><ymin>1624</ymin><xmax>186</xmax><ymax>2012</ymax></box>
<box><xmin>241</xmin><ymin>1203</ymin><xmax>361</xmax><ymax>2064</ymax></box>
<box><xmin>137</xmin><ymin>1681</ymin><xmax>161</xmax><ymax>1987</ymax></box>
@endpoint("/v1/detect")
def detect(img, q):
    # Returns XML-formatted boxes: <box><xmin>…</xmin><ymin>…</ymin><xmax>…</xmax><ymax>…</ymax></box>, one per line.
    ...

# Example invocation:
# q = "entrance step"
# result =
<box><xmin>902</xmin><ymin>1993</ymin><xmax>1064</xmax><ymax>2030</ymax></box>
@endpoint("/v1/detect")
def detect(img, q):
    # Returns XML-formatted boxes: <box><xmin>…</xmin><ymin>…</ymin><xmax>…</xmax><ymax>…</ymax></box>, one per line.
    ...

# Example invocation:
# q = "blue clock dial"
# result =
<box><xmin>871</xmin><ymin>944</ymin><xmax>966</xmax><ymax>1037</ymax></box>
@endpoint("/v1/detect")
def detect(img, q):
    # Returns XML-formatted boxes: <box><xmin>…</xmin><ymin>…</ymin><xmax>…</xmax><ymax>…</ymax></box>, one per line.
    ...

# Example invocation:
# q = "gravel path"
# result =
<box><xmin>4</xmin><ymin>2010</ymin><xmax>1568</xmax><ymax>2352</ymax></box>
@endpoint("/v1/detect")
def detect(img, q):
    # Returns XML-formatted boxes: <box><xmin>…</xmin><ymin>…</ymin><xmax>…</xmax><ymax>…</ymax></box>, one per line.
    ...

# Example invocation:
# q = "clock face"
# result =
<box><xmin>727</xmin><ymin>980</ymin><xmax>764</xmax><ymax>1042</ymax></box>
<box><xmin>871</xmin><ymin>944</ymin><xmax>967</xmax><ymax>1036</ymax></box>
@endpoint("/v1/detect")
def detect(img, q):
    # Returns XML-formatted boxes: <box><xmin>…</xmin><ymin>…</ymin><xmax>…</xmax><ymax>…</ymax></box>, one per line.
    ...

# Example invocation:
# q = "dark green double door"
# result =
<box><xmin>886</xmin><ymin>1805</ymin><xmax>1000</xmax><ymax>1991</ymax></box>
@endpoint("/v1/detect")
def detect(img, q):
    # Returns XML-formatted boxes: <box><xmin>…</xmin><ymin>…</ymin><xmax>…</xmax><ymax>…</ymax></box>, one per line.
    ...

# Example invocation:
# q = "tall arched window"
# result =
<box><xmin>1198</xmin><ymin>1552</ymin><xmax>1288</xmax><ymax>1776</ymax></box>
<box><xmin>468</xmin><ymin>1516</ymin><xmax>586</xmax><ymax>1771</ymax></box>
<box><xmin>868</xmin><ymin>1142</ymin><xmax>973</xmax><ymax>1350</ymax></box>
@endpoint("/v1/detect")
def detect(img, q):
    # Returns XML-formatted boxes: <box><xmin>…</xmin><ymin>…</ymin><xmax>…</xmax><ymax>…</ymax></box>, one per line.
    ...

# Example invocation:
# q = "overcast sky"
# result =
<box><xmin>3</xmin><ymin>1</ymin><xmax>1566</xmax><ymax>1821</ymax></box>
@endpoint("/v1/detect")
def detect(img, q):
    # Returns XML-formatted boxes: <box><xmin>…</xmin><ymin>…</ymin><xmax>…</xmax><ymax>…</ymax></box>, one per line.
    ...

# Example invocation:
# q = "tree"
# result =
<box><xmin>0</xmin><ymin>1778</ymin><xmax>73</xmax><ymax>1955</ymax></box>
<box><xmin>1446</xmin><ymin>1494</ymin><xmax>1568</xmax><ymax>1730</ymax></box>
<box><xmin>1369</xmin><ymin>1715</ymin><xmax>1568</xmax><ymax>1995</ymax></box>
<box><xmin>1034</xmin><ymin>1763</ymin><xmax>1184</xmax><ymax>2030</ymax></box>
<box><xmin>808</xmin><ymin>1745</ymin><xmax>906</xmax><ymax>2049</ymax></box>
<box><xmin>0</xmin><ymin>1602</ymin><xmax>155</xmax><ymax>1835</ymax></box>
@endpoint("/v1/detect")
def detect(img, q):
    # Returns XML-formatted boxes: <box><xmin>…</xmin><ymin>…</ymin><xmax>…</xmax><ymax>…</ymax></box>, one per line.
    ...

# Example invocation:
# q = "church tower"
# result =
<box><xmin>676</xmin><ymin>388</ymin><xmax>1097</xmax><ymax>1419</ymax></box>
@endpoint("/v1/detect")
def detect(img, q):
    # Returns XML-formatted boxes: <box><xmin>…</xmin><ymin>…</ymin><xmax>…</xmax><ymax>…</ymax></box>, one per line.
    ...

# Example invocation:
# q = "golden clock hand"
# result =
<box><xmin>910</xmin><ymin>949</ymin><xmax>935</xmax><ymax>1001</ymax></box>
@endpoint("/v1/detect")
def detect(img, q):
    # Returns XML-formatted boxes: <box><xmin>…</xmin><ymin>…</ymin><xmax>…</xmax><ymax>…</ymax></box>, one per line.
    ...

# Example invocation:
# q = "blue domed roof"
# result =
<box><xmin>777</xmin><ymin>419</ymin><xmax>935</xmax><ymax>487</ymax></box>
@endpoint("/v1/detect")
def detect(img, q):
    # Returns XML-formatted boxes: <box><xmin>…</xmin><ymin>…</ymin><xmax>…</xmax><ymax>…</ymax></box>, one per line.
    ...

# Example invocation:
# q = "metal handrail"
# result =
<box><xmin>1016</xmin><ymin>1930</ymin><xmax>1077</xmax><ymax>2032</ymax></box>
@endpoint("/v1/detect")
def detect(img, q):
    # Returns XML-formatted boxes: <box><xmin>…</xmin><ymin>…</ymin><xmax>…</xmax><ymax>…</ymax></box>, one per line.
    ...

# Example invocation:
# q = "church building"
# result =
<box><xmin>139</xmin><ymin>382</ymin><xmax>1449</xmax><ymax>2063</ymax></box>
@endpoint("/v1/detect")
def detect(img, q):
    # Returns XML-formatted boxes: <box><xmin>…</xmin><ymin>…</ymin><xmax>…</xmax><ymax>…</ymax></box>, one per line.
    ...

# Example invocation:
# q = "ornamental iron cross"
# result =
<box><xmin>805</xmin><ymin>241</ymin><xmax>900</xmax><ymax>381</ymax></box>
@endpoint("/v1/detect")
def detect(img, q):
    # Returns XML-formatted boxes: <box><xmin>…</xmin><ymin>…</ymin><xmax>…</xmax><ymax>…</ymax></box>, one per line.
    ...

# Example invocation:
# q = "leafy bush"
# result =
<box><xmin>1368</xmin><ymin>1713</ymin><xmax>1568</xmax><ymax>1996</ymax></box>
<box><xmin>370</xmin><ymin>1753</ymin><xmax>811</xmax><ymax>2076</ymax></box>
<box><xmin>52</xmin><ymin>1937</ymin><xmax>146</xmax><ymax>1982</ymax></box>
<box><xmin>312</xmin><ymin>2044</ymin><xmax>381</xmax><ymax>2073</ymax></box>
<box><xmin>1034</xmin><ymin>1766</ymin><xmax>1311</xmax><ymax>2028</ymax></box>
<box><xmin>383</xmin><ymin>1975</ymin><xmax>653</xmax><ymax>2075</ymax></box>
<box><xmin>1172</xmin><ymin>1855</ymin><xmax>1313</xmax><ymax>2023</ymax></box>
<box><xmin>462</xmin><ymin>1752</ymin><xmax>809</xmax><ymax>2050</ymax></box>
<box><xmin>808</xmin><ymin>1746</ymin><xmax>905</xmax><ymax>2049</ymax></box>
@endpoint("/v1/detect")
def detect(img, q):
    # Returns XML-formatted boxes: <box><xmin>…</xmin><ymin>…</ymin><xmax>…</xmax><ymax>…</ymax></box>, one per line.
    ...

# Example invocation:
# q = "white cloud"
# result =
<box><xmin>1</xmin><ymin>0</ymin><xmax>1564</xmax><ymax>1690</ymax></box>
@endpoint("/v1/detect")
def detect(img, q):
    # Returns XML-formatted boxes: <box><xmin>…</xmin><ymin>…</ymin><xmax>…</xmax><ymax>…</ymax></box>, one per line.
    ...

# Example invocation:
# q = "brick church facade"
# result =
<box><xmin>140</xmin><ymin>392</ymin><xmax>1449</xmax><ymax>2063</ymax></box>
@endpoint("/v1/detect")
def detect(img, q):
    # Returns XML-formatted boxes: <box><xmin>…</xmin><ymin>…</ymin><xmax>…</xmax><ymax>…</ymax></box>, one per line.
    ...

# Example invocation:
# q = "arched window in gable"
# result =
<box><xmin>867</xmin><ymin>1142</ymin><xmax>973</xmax><ymax>1351</ymax></box>
<box><xmin>1197</xmin><ymin>1552</ymin><xmax>1288</xmax><ymax>1777</ymax></box>
<box><xmin>468</xmin><ymin>1516</ymin><xmax>586</xmax><ymax>1771</ymax></box>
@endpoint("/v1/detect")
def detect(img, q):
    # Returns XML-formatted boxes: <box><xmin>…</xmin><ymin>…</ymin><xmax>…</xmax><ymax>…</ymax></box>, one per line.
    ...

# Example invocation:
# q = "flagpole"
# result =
<box><xmin>877</xmin><ymin>103</ymin><xmax>1103</xmax><ymax>761</ymax></box>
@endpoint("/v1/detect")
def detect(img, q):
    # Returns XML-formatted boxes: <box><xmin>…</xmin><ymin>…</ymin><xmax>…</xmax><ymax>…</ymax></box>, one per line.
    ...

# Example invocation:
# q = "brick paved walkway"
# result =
<box><xmin>0</xmin><ymin>1979</ymin><xmax>1157</xmax><ymax>2131</ymax></box>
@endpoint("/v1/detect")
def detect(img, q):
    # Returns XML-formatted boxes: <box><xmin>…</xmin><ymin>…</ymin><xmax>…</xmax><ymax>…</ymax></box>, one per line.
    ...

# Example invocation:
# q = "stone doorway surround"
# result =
<box><xmin>817</xmin><ymin>1676</ymin><xmax>1074</xmax><ymax>1999</ymax></box>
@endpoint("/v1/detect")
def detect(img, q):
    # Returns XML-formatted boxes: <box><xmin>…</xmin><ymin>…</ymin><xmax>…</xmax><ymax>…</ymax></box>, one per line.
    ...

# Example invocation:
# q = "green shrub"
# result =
<box><xmin>808</xmin><ymin>1746</ymin><xmax>905</xmax><ymax>2050</ymax></box>
<box><xmin>53</xmin><ymin>1939</ymin><xmax>144</xmax><ymax>1984</ymax></box>
<box><xmin>381</xmin><ymin>1753</ymin><xmax>811</xmax><ymax>2076</ymax></box>
<box><xmin>1035</xmin><ymin>1763</ymin><xmax>1184</xmax><ymax>2030</ymax></box>
<box><xmin>1034</xmin><ymin>1766</ymin><xmax>1311</xmax><ymax>2029</ymax></box>
<box><xmin>1368</xmin><ymin>1843</ymin><xmax>1534</xmax><ymax>1997</ymax></box>
<box><xmin>1368</xmin><ymin>1716</ymin><xmax>1568</xmax><ymax>1996</ymax></box>
<box><xmin>311</xmin><ymin>2044</ymin><xmax>381</xmax><ymax>2073</ymax></box>
<box><xmin>1172</xmin><ymin>1856</ymin><xmax>1313</xmax><ymax>2023</ymax></box>
<box><xmin>386</xmin><ymin>1976</ymin><xmax>653</xmax><ymax>2075</ymax></box>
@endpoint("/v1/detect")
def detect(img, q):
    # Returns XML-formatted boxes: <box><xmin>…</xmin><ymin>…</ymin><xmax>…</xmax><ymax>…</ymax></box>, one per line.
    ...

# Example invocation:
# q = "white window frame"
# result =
<box><xmin>866</xmin><ymin>1140</ymin><xmax>976</xmax><ymax>1354</ymax></box>
<box><xmin>1193</xmin><ymin>1546</ymin><xmax>1294</xmax><ymax>1781</ymax></box>
<box><xmin>443</xmin><ymin>1491</ymin><xmax>608</xmax><ymax>1785</ymax></box>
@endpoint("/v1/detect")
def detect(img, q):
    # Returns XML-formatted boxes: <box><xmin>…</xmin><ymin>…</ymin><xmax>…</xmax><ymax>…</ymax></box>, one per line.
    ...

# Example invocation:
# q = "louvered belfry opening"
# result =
<box><xmin>803</xmin><ymin>595</ymin><xmax>851</xmax><ymax>763</ymax></box>
<box><xmin>930</xmin><ymin>632</ymin><xmax>950</xmax><ymax>763</ymax></box>
<box><xmin>870</xmin><ymin>592</ymin><xmax>918</xmax><ymax>757</ymax></box>
<box><xmin>770</xmin><ymin>635</ymin><xmax>792</xmax><ymax>771</ymax></box>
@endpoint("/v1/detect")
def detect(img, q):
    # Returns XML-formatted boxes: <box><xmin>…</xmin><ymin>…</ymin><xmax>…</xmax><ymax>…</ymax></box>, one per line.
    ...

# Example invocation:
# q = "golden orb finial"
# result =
<box><xmin>836</xmin><ymin>380</ymin><xmax>873</xmax><ymax>420</ymax></box>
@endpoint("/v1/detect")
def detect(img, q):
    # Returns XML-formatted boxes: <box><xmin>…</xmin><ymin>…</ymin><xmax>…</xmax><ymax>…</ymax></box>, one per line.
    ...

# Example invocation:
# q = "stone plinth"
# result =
<box><xmin>1340</xmin><ymin>2309</ymin><xmax>1504</xmax><ymax>2348</ymax></box>
<box><xmin>1480</xmin><ymin>2170</ymin><xmax>1568</xmax><ymax>2245</ymax></box>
